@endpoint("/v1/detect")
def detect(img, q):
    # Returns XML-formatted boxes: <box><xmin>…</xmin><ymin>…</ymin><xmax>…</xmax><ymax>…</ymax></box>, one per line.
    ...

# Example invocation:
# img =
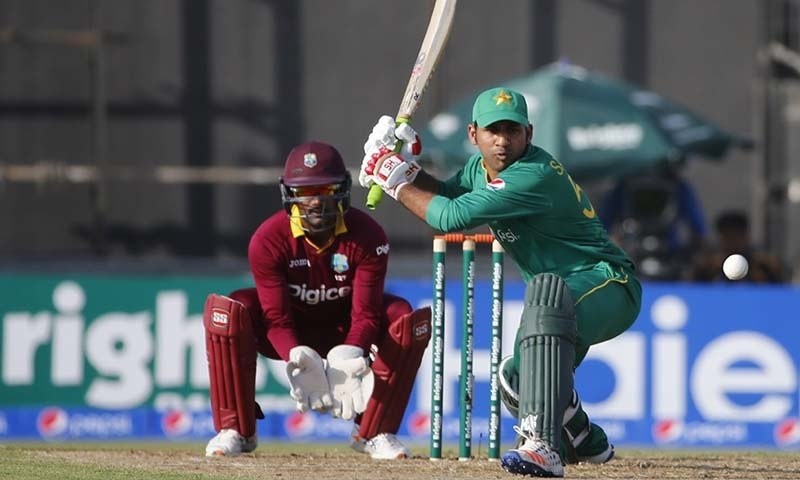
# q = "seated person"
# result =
<box><xmin>689</xmin><ymin>210</ymin><xmax>785</xmax><ymax>283</ymax></box>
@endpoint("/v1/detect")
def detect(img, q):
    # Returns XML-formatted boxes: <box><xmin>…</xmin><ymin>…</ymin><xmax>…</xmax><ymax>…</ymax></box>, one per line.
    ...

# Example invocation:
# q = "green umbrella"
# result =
<box><xmin>421</xmin><ymin>63</ymin><xmax>752</xmax><ymax>180</ymax></box>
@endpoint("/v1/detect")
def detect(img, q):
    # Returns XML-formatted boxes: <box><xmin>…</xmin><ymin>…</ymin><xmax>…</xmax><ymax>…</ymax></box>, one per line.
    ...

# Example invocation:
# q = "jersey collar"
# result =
<box><xmin>289</xmin><ymin>205</ymin><xmax>348</xmax><ymax>251</ymax></box>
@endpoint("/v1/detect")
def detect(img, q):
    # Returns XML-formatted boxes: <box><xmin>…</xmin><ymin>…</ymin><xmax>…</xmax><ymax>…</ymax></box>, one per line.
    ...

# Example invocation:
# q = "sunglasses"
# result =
<box><xmin>290</xmin><ymin>185</ymin><xmax>339</xmax><ymax>197</ymax></box>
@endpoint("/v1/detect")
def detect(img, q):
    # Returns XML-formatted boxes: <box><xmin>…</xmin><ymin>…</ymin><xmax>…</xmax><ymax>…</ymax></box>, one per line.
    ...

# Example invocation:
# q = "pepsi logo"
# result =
<box><xmin>652</xmin><ymin>419</ymin><xmax>683</xmax><ymax>443</ymax></box>
<box><xmin>775</xmin><ymin>418</ymin><xmax>800</xmax><ymax>446</ymax></box>
<box><xmin>284</xmin><ymin>412</ymin><xmax>314</xmax><ymax>438</ymax></box>
<box><xmin>162</xmin><ymin>410</ymin><xmax>192</xmax><ymax>436</ymax></box>
<box><xmin>407</xmin><ymin>411</ymin><xmax>430</xmax><ymax>437</ymax></box>
<box><xmin>37</xmin><ymin>407</ymin><xmax>68</xmax><ymax>437</ymax></box>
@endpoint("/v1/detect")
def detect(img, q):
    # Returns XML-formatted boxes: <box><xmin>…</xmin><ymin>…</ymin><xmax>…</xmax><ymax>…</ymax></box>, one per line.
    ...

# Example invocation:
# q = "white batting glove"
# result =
<box><xmin>285</xmin><ymin>346</ymin><xmax>333</xmax><ymax>413</ymax></box>
<box><xmin>325</xmin><ymin>345</ymin><xmax>375</xmax><ymax>421</ymax></box>
<box><xmin>363</xmin><ymin>115</ymin><xmax>423</xmax><ymax>159</ymax></box>
<box><xmin>359</xmin><ymin>115</ymin><xmax>422</xmax><ymax>190</ymax></box>
<box><xmin>360</xmin><ymin>149</ymin><xmax>421</xmax><ymax>199</ymax></box>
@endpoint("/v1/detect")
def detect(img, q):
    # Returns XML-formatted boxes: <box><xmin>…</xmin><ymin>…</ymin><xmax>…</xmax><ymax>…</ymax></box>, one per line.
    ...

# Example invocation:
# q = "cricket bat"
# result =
<box><xmin>365</xmin><ymin>0</ymin><xmax>458</xmax><ymax>210</ymax></box>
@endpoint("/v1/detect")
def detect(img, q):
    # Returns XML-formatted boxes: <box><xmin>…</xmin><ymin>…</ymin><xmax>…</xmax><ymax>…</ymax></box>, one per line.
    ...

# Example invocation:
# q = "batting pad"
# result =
<box><xmin>204</xmin><ymin>293</ymin><xmax>258</xmax><ymax>437</ymax></box>
<box><xmin>358</xmin><ymin>307</ymin><xmax>431</xmax><ymax>439</ymax></box>
<box><xmin>516</xmin><ymin>273</ymin><xmax>577</xmax><ymax>448</ymax></box>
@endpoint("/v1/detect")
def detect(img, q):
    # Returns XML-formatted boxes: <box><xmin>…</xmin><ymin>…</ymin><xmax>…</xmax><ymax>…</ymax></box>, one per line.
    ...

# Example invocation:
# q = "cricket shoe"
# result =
<box><xmin>574</xmin><ymin>423</ymin><xmax>614</xmax><ymax>464</ymax></box>
<box><xmin>350</xmin><ymin>428</ymin><xmax>409</xmax><ymax>460</ymax></box>
<box><xmin>501</xmin><ymin>416</ymin><xmax>563</xmax><ymax>477</ymax></box>
<box><xmin>205</xmin><ymin>428</ymin><xmax>257</xmax><ymax>457</ymax></box>
<box><xmin>561</xmin><ymin>422</ymin><xmax>615</xmax><ymax>464</ymax></box>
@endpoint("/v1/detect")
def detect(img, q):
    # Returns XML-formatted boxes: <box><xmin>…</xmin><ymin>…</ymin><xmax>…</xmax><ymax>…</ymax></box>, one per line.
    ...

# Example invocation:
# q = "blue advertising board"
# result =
<box><xmin>0</xmin><ymin>274</ymin><xmax>798</xmax><ymax>449</ymax></box>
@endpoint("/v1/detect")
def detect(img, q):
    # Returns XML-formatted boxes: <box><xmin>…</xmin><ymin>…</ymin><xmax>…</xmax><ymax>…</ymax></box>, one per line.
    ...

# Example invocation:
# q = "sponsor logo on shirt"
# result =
<box><xmin>375</xmin><ymin>243</ymin><xmax>390</xmax><ymax>256</ymax></box>
<box><xmin>331</xmin><ymin>253</ymin><xmax>349</xmax><ymax>273</ymax></box>
<box><xmin>487</xmin><ymin>178</ymin><xmax>506</xmax><ymax>191</ymax></box>
<box><xmin>290</xmin><ymin>258</ymin><xmax>310</xmax><ymax>268</ymax></box>
<box><xmin>494</xmin><ymin>228</ymin><xmax>519</xmax><ymax>243</ymax></box>
<box><xmin>288</xmin><ymin>283</ymin><xmax>352</xmax><ymax>305</ymax></box>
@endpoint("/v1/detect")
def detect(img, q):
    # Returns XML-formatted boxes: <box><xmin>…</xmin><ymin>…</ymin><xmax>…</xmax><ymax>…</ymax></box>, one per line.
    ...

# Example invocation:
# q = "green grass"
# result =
<box><xmin>2</xmin><ymin>442</ymin><xmax>798</xmax><ymax>480</ymax></box>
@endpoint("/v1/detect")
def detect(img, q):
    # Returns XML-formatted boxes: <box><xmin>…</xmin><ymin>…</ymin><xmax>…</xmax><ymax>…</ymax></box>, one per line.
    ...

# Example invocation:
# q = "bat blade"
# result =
<box><xmin>396</xmin><ymin>0</ymin><xmax>458</xmax><ymax>120</ymax></box>
<box><xmin>366</xmin><ymin>0</ymin><xmax>457</xmax><ymax>210</ymax></box>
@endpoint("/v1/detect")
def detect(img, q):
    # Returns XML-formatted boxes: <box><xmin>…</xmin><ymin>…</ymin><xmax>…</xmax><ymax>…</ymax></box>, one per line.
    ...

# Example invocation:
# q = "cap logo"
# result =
<box><xmin>303</xmin><ymin>153</ymin><xmax>318</xmax><ymax>168</ymax></box>
<box><xmin>494</xmin><ymin>90</ymin><xmax>513</xmax><ymax>106</ymax></box>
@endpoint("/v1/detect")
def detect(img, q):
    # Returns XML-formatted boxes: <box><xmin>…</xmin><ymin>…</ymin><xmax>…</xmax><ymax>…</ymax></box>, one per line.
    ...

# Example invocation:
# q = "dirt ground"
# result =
<box><xmin>28</xmin><ymin>446</ymin><xmax>800</xmax><ymax>480</ymax></box>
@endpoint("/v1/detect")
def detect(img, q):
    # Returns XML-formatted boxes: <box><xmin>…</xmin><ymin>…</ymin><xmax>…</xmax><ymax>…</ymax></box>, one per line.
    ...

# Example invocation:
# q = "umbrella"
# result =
<box><xmin>421</xmin><ymin>63</ymin><xmax>752</xmax><ymax>180</ymax></box>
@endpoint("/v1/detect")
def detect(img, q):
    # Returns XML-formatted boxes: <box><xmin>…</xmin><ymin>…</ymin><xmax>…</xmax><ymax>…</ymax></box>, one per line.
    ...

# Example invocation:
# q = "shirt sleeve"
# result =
<box><xmin>425</xmin><ymin>164</ymin><xmax>553</xmax><ymax>232</ymax></box>
<box><xmin>344</xmin><ymin>231</ymin><xmax>389</xmax><ymax>351</ymax></box>
<box><xmin>438</xmin><ymin>168</ymin><xmax>473</xmax><ymax>198</ymax></box>
<box><xmin>248</xmin><ymin>232</ymin><xmax>298</xmax><ymax>361</ymax></box>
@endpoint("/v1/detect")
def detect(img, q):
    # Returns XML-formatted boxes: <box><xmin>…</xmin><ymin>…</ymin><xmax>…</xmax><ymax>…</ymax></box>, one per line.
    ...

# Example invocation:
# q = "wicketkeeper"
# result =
<box><xmin>204</xmin><ymin>141</ymin><xmax>430</xmax><ymax>459</ymax></box>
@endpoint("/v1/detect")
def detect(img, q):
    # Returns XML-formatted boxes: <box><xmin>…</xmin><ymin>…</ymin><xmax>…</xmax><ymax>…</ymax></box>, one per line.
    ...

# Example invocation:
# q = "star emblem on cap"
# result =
<box><xmin>494</xmin><ymin>90</ymin><xmax>513</xmax><ymax>106</ymax></box>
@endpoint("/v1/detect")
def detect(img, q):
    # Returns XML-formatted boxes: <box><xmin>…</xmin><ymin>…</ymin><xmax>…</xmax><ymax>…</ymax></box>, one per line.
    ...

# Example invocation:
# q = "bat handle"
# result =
<box><xmin>365</xmin><ymin>116</ymin><xmax>410</xmax><ymax>211</ymax></box>
<box><xmin>366</xmin><ymin>184</ymin><xmax>384</xmax><ymax>210</ymax></box>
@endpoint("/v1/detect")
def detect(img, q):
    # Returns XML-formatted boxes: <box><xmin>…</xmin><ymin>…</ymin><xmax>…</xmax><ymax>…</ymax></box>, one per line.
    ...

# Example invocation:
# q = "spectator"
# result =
<box><xmin>690</xmin><ymin>210</ymin><xmax>784</xmax><ymax>283</ymax></box>
<box><xmin>601</xmin><ymin>167</ymin><xmax>707</xmax><ymax>280</ymax></box>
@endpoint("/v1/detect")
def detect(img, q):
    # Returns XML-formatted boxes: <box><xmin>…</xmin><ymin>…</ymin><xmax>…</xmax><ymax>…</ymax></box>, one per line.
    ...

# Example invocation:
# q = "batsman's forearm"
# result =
<box><xmin>396</xmin><ymin>182</ymin><xmax>436</xmax><ymax>222</ymax></box>
<box><xmin>412</xmin><ymin>169</ymin><xmax>444</xmax><ymax>194</ymax></box>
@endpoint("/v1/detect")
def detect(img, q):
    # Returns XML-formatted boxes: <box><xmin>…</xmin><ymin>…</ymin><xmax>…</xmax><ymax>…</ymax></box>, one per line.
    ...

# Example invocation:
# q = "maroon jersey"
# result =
<box><xmin>248</xmin><ymin>208</ymin><xmax>391</xmax><ymax>361</ymax></box>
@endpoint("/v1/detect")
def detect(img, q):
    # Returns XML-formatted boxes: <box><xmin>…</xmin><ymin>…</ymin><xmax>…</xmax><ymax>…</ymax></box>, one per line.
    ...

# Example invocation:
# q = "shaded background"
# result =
<box><xmin>0</xmin><ymin>0</ymin><xmax>798</xmax><ymax>281</ymax></box>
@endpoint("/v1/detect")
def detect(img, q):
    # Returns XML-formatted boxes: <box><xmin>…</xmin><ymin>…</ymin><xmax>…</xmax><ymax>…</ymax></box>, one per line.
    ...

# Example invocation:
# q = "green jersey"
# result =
<box><xmin>425</xmin><ymin>145</ymin><xmax>634</xmax><ymax>282</ymax></box>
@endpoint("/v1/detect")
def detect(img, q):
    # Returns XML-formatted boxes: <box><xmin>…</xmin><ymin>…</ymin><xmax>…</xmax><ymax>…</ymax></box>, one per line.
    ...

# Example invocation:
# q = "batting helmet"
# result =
<box><xmin>279</xmin><ymin>141</ymin><xmax>352</xmax><ymax>223</ymax></box>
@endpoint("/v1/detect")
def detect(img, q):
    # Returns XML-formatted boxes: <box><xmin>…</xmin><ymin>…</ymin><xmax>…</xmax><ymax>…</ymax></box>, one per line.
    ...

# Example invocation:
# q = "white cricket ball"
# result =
<box><xmin>722</xmin><ymin>254</ymin><xmax>749</xmax><ymax>280</ymax></box>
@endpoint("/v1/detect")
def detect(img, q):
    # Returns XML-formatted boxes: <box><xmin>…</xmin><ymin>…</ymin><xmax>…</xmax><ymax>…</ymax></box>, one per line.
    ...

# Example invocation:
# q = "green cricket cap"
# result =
<box><xmin>472</xmin><ymin>87</ymin><xmax>529</xmax><ymax>127</ymax></box>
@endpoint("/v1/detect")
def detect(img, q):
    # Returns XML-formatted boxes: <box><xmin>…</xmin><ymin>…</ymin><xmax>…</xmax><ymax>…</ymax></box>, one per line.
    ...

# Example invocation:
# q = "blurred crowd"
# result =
<box><xmin>600</xmin><ymin>168</ymin><xmax>787</xmax><ymax>284</ymax></box>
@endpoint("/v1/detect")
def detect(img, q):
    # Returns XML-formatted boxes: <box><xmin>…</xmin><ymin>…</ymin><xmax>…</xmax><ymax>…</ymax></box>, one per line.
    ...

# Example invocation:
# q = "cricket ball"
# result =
<box><xmin>722</xmin><ymin>254</ymin><xmax>749</xmax><ymax>280</ymax></box>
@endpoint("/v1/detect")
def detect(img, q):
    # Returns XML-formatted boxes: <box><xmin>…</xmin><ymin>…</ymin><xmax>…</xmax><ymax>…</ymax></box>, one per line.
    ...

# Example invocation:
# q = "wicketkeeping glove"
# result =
<box><xmin>325</xmin><ymin>345</ymin><xmax>375</xmax><ymax>421</ymax></box>
<box><xmin>285</xmin><ymin>345</ymin><xmax>333</xmax><ymax>413</ymax></box>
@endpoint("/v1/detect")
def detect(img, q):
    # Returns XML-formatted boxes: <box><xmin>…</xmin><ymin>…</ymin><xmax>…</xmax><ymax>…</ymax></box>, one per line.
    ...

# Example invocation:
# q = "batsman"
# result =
<box><xmin>359</xmin><ymin>88</ymin><xmax>642</xmax><ymax>477</ymax></box>
<box><xmin>203</xmin><ymin>141</ymin><xmax>431</xmax><ymax>459</ymax></box>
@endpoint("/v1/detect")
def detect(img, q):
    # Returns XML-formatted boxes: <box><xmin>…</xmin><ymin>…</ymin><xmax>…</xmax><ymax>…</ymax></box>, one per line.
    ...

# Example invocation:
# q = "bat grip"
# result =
<box><xmin>365</xmin><ymin>117</ymin><xmax>409</xmax><ymax>210</ymax></box>
<box><xmin>366</xmin><ymin>185</ymin><xmax>384</xmax><ymax>210</ymax></box>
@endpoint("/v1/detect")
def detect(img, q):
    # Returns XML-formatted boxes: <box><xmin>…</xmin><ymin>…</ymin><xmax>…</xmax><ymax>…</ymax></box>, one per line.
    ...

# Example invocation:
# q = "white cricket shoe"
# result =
<box><xmin>205</xmin><ymin>428</ymin><xmax>257</xmax><ymax>457</ymax></box>
<box><xmin>351</xmin><ymin>430</ymin><xmax>410</xmax><ymax>460</ymax></box>
<box><xmin>364</xmin><ymin>433</ymin><xmax>410</xmax><ymax>459</ymax></box>
<box><xmin>501</xmin><ymin>416</ymin><xmax>564</xmax><ymax>477</ymax></box>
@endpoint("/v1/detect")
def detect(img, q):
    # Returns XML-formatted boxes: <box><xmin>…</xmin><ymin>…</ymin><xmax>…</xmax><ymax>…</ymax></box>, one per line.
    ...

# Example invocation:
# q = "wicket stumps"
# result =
<box><xmin>430</xmin><ymin>233</ymin><xmax>504</xmax><ymax>461</ymax></box>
